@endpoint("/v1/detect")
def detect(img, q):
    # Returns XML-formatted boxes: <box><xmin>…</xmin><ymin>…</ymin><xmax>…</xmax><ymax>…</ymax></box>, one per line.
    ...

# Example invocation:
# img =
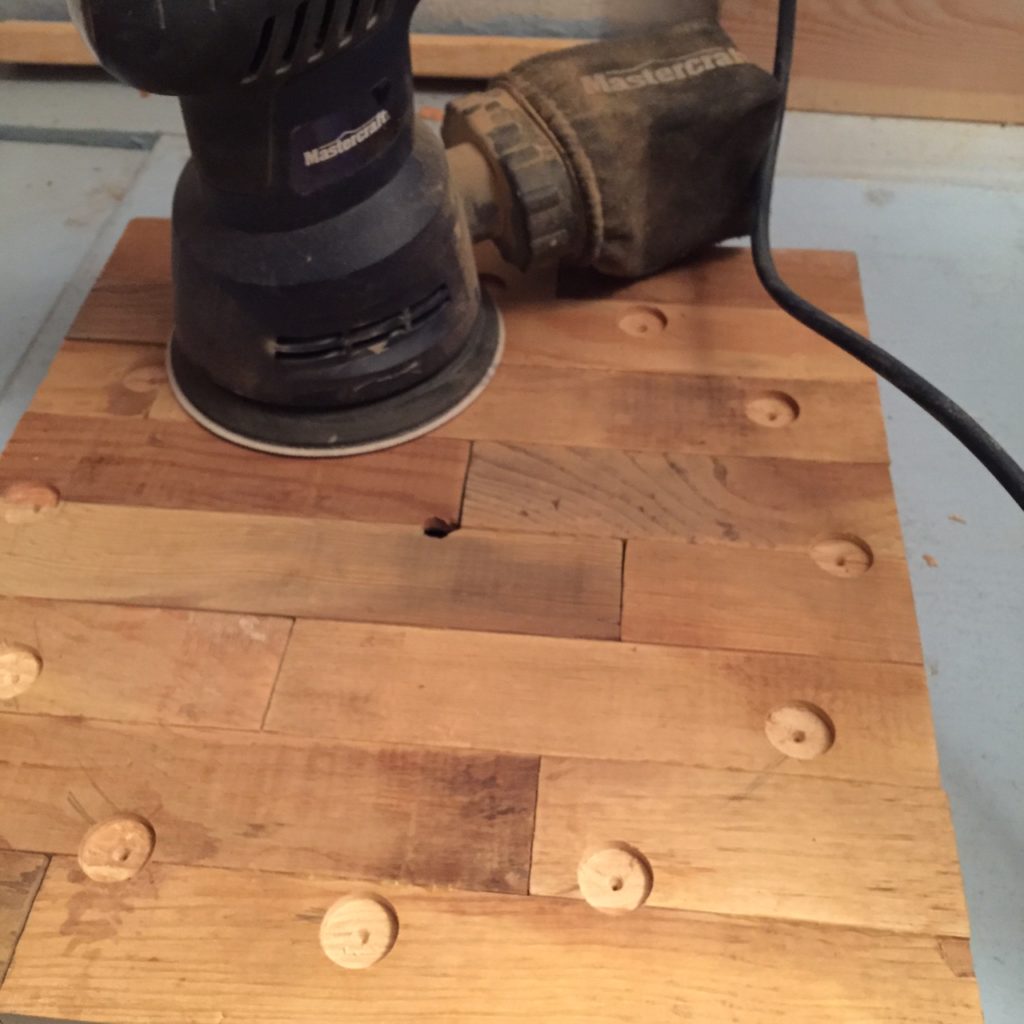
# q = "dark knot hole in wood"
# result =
<box><xmin>423</xmin><ymin>517</ymin><xmax>460</xmax><ymax>539</ymax></box>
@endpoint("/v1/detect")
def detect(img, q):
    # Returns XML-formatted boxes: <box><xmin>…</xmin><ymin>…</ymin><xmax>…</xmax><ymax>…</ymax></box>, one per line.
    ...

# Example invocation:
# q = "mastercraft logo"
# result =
<box><xmin>582</xmin><ymin>46</ymin><xmax>748</xmax><ymax>95</ymax></box>
<box><xmin>303</xmin><ymin>110</ymin><xmax>393</xmax><ymax>168</ymax></box>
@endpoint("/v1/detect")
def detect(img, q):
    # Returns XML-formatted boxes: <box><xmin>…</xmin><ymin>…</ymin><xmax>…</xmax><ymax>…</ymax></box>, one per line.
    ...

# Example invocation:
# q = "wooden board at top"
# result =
<box><xmin>264</xmin><ymin>620</ymin><xmax>940</xmax><ymax>789</ymax></box>
<box><xmin>2</xmin><ymin>8</ymin><xmax>1020</xmax><ymax>124</ymax></box>
<box><xmin>0</xmin><ymin>857</ymin><xmax>982</xmax><ymax>1024</ymax></box>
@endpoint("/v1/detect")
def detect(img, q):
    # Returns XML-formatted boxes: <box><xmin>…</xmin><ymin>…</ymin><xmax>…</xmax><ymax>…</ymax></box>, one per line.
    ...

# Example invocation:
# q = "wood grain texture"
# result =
<box><xmin>463</xmin><ymin>442</ymin><xmax>903</xmax><ymax>550</ymax></box>
<box><xmin>0</xmin><ymin>597</ymin><xmax>290</xmax><ymax>729</ymax></box>
<box><xmin>0</xmin><ymin>715</ymin><xmax>537</xmax><ymax>895</ymax></box>
<box><xmin>440</xmin><ymin>365</ymin><xmax>889</xmax><ymax>463</ymax></box>
<box><xmin>0</xmin><ymin>502</ymin><xmax>623</xmax><ymax>640</ymax></box>
<box><xmin>502</xmin><ymin>299</ymin><xmax>874</xmax><ymax>381</ymax></box>
<box><xmin>0</xmin><ymin>851</ymin><xmax>47</xmax><ymax>984</ymax></box>
<box><xmin>69</xmin><ymin>218</ymin><xmax>172</xmax><ymax>345</ymax></box>
<box><xmin>264</xmin><ymin>620</ymin><xmax>939</xmax><ymax>788</ymax></box>
<box><xmin>623</xmin><ymin>540</ymin><xmax>922</xmax><ymax>663</ymax></box>
<box><xmin>0</xmin><ymin>412</ymin><xmax>472</xmax><ymax>527</ymax></box>
<box><xmin>532</xmin><ymin>757</ymin><xmax>969</xmax><ymax>936</ymax></box>
<box><xmin>1</xmin><ymin>858</ymin><xmax>983</xmax><ymax>1024</ymax></box>
<box><xmin>0</xmin><ymin>215</ymin><xmax>982</xmax><ymax>1022</ymax></box>
<box><xmin>720</xmin><ymin>0</ymin><xmax>1024</xmax><ymax>123</ymax></box>
<box><xmin>27</xmin><ymin>340</ymin><xmax>167</xmax><ymax>419</ymax></box>
<box><xmin>54</xmin><ymin>329</ymin><xmax>891</xmax><ymax>475</ymax></box>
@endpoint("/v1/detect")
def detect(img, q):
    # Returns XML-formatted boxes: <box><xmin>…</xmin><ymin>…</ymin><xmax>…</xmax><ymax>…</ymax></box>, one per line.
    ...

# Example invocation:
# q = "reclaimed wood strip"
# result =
<box><xmin>27</xmin><ymin>340</ymin><xmax>166</xmax><ymax>419</ymax></box>
<box><xmin>0</xmin><ymin>852</ymin><xmax>48</xmax><ymax>985</ymax></box>
<box><xmin>0</xmin><ymin>503</ymin><xmax>623</xmax><ymax>640</ymax></box>
<box><xmin>0</xmin><ymin>715</ymin><xmax>537</xmax><ymax>895</ymax></box>
<box><xmin>439</xmin><ymin>365</ymin><xmax>889</xmax><ymax>463</ymax></box>
<box><xmin>622</xmin><ymin>539</ymin><xmax>922</xmax><ymax>663</ymax></box>
<box><xmin>532</xmin><ymin>756</ymin><xmax>969</xmax><ymax>936</ymax></box>
<box><xmin>0</xmin><ymin>412</ymin><xmax>472</xmax><ymax>528</ymax></box>
<box><xmin>463</xmin><ymin>442</ymin><xmax>903</xmax><ymax>551</ymax></box>
<box><xmin>0</xmin><ymin>597</ymin><xmax>290</xmax><ymax>729</ymax></box>
<box><xmin>68</xmin><ymin>218</ymin><xmax>172</xmax><ymax>345</ymax></box>
<box><xmin>0</xmin><ymin>857</ymin><xmax>983</xmax><ymax>1024</ymax></box>
<box><xmin>264</xmin><ymin>620</ymin><xmax>939</xmax><ymax>788</ymax></box>
<box><xmin>501</xmin><ymin>300</ymin><xmax>875</xmax><ymax>382</ymax></box>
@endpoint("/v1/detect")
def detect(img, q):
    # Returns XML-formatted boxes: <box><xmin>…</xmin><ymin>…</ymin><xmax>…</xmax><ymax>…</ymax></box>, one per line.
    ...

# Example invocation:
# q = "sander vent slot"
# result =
<box><xmin>272</xmin><ymin>285</ymin><xmax>452</xmax><ymax>363</ymax></box>
<box><xmin>314</xmin><ymin>0</ymin><xmax>338</xmax><ymax>53</ymax></box>
<box><xmin>245</xmin><ymin>16</ymin><xmax>277</xmax><ymax>81</ymax></box>
<box><xmin>280</xmin><ymin>2</ymin><xmax>310</xmax><ymax>67</ymax></box>
<box><xmin>345</xmin><ymin>0</ymin><xmax>363</xmax><ymax>36</ymax></box>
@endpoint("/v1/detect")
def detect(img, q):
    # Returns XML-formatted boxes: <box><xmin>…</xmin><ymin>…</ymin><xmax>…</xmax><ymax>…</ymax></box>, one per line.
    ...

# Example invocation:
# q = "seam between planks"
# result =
<box><xmin>259</xmin><ymin>618</ymin><xmax>297</xmax><ymax>731</ymax></box>
<box><xmin>0</xmin><ymin>854</ymin><xmax>50</xmax><ymax>990</ymax></box>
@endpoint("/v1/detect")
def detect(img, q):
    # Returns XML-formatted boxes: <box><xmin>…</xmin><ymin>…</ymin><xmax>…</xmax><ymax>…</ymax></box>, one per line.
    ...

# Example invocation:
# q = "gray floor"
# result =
<box><xmin>1</xmin><ymin>67</ymin><xmax>1022</xmax><ymax>1024</ymax></box>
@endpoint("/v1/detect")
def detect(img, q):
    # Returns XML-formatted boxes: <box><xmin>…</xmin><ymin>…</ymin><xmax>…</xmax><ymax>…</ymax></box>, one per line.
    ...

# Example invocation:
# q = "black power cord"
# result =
<box><xmin>752</xmin><ymin>0</ymin><xmax>1024</xmax><ymax>512</ymax></box>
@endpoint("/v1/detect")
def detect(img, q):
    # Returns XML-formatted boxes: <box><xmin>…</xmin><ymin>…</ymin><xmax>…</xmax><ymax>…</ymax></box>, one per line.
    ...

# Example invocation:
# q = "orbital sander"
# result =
<box><xmin>68</xmin><ymin>0</ymin><xmax>1024</xmax><ymax>510</ymax></box>
<box><xmin>67</xmin><ymin>0</ymin><xmax>780</xmax><ymax>456</ymax></box>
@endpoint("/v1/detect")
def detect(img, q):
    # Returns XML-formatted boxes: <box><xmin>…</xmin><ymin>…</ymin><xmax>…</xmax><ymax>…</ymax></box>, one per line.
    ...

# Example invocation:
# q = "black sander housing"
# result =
<box><xmin>70</xmin><ymin>0</ymin><xmax>502</xmax><ymax>455</ymax></box>
<box><xmin>71</xmin><ymin>0</ymin><xmax>788</xmax><ymax>456</ymax></box>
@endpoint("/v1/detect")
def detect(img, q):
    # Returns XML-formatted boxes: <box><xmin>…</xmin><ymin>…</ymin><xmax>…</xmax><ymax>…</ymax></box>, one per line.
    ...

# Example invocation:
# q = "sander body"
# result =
<box><xmin>69</xmin><ymin>0</ymin><xmax>781</xmax><ymax>457</ymax></box>
<box><xmin>71</xmin><ymin>0</ymin><xmax>502</xmax><ymax>455</ymax></box>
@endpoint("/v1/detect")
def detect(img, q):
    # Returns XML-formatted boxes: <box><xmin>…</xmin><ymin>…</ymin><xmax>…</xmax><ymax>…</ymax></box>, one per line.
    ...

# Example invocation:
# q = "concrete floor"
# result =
<box><xmin>1</xmin><ymin>66</ymin><xmax>1022</xmax><ymax>1024</ymax></box>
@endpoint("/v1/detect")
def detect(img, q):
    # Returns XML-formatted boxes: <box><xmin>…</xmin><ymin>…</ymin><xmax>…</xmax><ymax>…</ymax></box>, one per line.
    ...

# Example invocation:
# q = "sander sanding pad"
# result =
<box><xmin>167</xmin><ymin>294</ymin><xmax>504</xmax><ymax>459</ymax></box>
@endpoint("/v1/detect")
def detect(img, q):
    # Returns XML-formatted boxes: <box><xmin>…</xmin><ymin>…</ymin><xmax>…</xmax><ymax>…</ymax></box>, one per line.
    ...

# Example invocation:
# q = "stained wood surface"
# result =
<box><xmin>3</xmin><ymin>8</ymin><xmax>1021</xmax><ymax>123</ymax></box>
<box><xmin>265</xmin><ymin>620</ymin><xmax>939</xmax><ymax>788</ymax></box>
<box><xmin>623</xmin><ymin>539</ymin><xmax>922</xmax><ymax>662</ymax></box>
<box><xmin>1</xmin><ymin>412</ymin><xmax>472</xmax><ymax>527</ymax></box>
<box><xmin>0</xmin><ymin>858</ymin><xmax>983</xmax><ymax>1024</ymax></box>
<box><xmin>463</xmin><ymin>443</ymin><xmax>904</xmax><ymax>550</ymax></box>
<box><xmin>0</xmin><ymin>218</ymin><xmax>981</xmax><ymax>1022</ymax></box>
<box><xmin>0</xmin><ymin>502</ymin><xmax>623</xmax><ymax>640</ymax></box>
<box><xmin>0</xmin><ymin>851</ymin><xmax>47</xmax><ymax>982</ymax></box>
<box><xmin>531</xmin><ymin>757</ymin><xmax>968</xmax><ymax>935</ymax></box>
<box><xmin>0</xmin><ymin>714</ymin><xmax>537</xmax><ymax>895</ymax></box>
<box><xmin>0</xmin><ymin>597</ymin><xmax>289</xmax><ymax>728</ymax></box>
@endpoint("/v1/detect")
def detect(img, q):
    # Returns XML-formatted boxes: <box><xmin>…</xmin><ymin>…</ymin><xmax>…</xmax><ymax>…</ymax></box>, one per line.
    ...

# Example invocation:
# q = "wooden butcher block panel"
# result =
<box><xmin>0</xmin><ymin>218</ymin><xmax>979</xmax><ymax>1023</ymax></box>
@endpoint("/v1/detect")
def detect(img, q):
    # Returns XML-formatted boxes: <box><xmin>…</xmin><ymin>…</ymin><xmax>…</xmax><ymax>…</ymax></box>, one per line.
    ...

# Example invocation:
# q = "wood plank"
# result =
<box><xmin>28</xmin><ymin>340</ymin><xmax>166</xmax><ymax>419</ymax></box>
<box><xmin>0</xmin><ymin>597</ymin><xmax>289</xmax><ymax>729</ymax></box>
<box><xmin>558</xmin><ymin>249</ymin><xmax>867</xmax><ymax>319</ymax></box>
<box><xmin>439</xmin><ymin>364</ymin><xmax>889</xmax><ymax>463</ymax></box>
<box><xmin>502</xmin><ymin>299</ymin><xmax>875</xmax><ymax>382</ymax></box>
<box><xmin>1</xmin><ymin>858</ymin><xmax>982</xmax><ymax>1024</ymax></box>
<box><xmin>265</xmin><ymin>620</ymin><xmax>939</xmax><ymax>788</ymax></box>
<box><xmin>532</xmin><ymin>757</ymin><xmax>969</xmax><ymax>936</ymax></box>
<box><xmin>0</xmin><ymin>852</ymin><xmax>47</xmax><ymax>984</ymax></box>
<box><xmin>0</xmin><ymin>715</ymin><xmax>537</xmax><ymax>895</ymax></box>
<box><xmin>463</xmin><ymin>442</ymin><xmax>904</xmax><ymax>551</ymax></box>
<box><xmin>720</xmin><ymin>0</ymin><xmax>1024</xmax><ymax>124</ymax></box>
<box><xmin>623</xmin><ymin>540</ymin><xmax>922</xmax><ymax>663</ymax></box>
<box><xmin>0</xmin><ymin>412</ymin><xmax>473</xmax><ymax>528</ymax></box>
<box><xmin>4</xmin><ymin>10</ymin><xmax>1020</xmax><ymax>124</ymax></box>
<box><xmin>0</xmin><ymin>20</ymin><xmax>94</xmax><ymax>66</ymax></box>
<box><xmin>0</xmin><ymin>502</ymin><xmax>623</xmax><ymax>640</ymax></box>
<box><xmin>68</xmin><ymin>218</ymin><xmax>173</xmax><ymax>345</ymax></box>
